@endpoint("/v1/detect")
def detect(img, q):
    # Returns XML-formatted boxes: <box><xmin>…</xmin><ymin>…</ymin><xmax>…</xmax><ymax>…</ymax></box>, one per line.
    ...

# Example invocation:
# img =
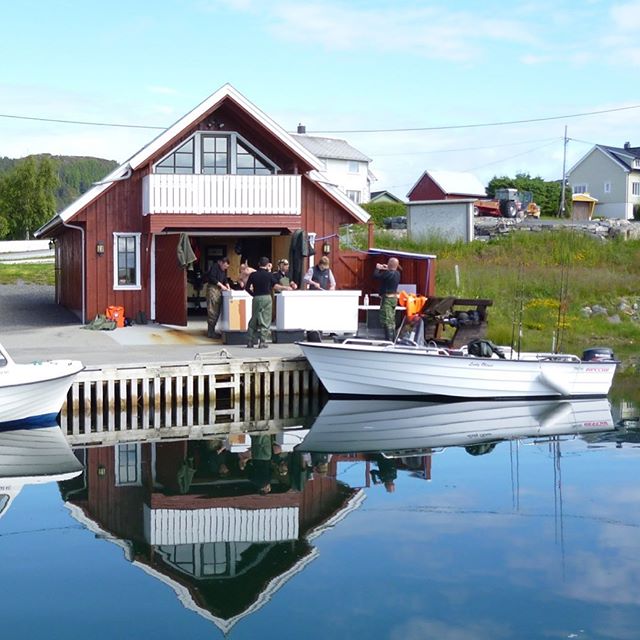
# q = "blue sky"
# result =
<box><xmin>1</xmin><ymin>0</ymin><xmax>639</xmax><ymax>196</ymax></box>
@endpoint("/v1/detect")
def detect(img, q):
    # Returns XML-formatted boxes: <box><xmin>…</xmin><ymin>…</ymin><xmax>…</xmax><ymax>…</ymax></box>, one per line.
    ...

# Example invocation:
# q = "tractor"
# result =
<box><xmin>474</xmin><ymin>188</ymin><xmax>540</xmax><ymax>218</ymax></box>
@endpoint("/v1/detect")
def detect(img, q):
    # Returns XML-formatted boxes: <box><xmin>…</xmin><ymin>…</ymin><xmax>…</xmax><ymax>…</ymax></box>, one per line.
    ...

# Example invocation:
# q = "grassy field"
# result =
<box><xmin>0</xmin><ymin>262</ymin><xmax>55</xmax><ymax>285</ymax></box>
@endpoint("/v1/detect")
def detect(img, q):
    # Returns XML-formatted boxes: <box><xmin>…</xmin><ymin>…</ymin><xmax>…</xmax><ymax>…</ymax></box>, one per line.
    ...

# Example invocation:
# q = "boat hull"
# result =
<box><xmin>0</xmin><ymin>359</ymin><xmax>84</xmax><ymax>429</ymax></box>
<box><xmin>298</xmin><ymin>341</ymin><xmax>617</xmax><ymax>398</ymax></box>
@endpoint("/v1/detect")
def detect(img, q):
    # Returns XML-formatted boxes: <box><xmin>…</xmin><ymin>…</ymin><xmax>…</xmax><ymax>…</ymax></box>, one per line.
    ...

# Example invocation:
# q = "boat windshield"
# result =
<box><xmin>0</xmin><ymin>495</ymin><xmax>9</xmax><ymax>515</ymax></box>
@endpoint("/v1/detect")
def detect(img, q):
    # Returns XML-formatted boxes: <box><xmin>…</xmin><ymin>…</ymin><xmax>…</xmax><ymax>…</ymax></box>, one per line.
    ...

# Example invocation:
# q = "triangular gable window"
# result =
<box><xmin>154</xmin><ymin>132</ymin><xmax>278</xmax><ymax>175</ymax></box>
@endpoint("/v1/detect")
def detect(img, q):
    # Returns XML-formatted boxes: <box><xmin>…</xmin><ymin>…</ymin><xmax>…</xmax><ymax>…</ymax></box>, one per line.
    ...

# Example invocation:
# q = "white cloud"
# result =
<box><xmin>611</xmin><ymin>1</ymin><xmax>640</xmax><ymax>30</ymax></box>
<box><xmin>267</xmin><ymin>3</ymin><xmax>538</xmax><ymax>62</ymax></box>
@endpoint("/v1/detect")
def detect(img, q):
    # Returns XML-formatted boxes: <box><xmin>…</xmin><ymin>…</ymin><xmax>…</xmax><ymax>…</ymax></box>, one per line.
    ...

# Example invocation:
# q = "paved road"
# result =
<box><xmin>0</xmin><ymin>284</ymin><xmax>303</xmax><ymax>367</ymax></box>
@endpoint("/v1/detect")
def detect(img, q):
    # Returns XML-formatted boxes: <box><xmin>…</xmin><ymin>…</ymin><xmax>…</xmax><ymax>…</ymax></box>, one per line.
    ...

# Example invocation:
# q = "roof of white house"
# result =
<box><xmin>291</xmin><ymin>134</ymin><xmax>371</xmax><ymax>162</ymax></box>
<box><xmin>408</xmin><ymin>170</ymin><xmax>486</xmax><ymax>198</ymax></box>
<box><xmin>37</xmin><ymin>84</ymin><xmax>369</xmax><ymax>235</ymax></box>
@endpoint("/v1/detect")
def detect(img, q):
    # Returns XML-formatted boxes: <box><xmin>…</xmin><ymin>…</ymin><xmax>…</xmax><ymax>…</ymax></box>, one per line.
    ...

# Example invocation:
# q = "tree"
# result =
<box><xmin>486</xmin><ymin>172</ymin><xmax>570</xmax><ymax>218</ymax></box>
<box><xmin>0</xmin><ymin>156</ymin><xmax>58</xmax><ymax>239</ymax></box>
<box><xmin>360</xmin><ymin>201</ymin><xmax>407</xmax><ymax>227</ymax></box>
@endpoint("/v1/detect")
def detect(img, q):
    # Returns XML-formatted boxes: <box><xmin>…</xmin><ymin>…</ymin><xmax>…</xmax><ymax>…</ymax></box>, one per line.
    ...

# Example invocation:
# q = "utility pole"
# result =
<box><xmin>558</xmin><ymin>125</ymin><xmax>568</xmax><ymax>218</ymax></box>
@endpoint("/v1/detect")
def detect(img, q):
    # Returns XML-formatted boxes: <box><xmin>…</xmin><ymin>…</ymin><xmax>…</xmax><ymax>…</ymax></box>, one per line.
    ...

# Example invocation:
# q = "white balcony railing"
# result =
<box><xmin>142</xmin><ymin>174</ymin><xmax>301</xmax><ymax>216</ymax></box>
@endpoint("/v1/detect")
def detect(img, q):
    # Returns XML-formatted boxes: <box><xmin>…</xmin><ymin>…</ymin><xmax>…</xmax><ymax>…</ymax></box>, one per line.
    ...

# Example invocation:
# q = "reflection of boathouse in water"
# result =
<box><xmin>61</xmin><ymin>439</ymin><xmax>363</xmax><ymax>633</ymax></box>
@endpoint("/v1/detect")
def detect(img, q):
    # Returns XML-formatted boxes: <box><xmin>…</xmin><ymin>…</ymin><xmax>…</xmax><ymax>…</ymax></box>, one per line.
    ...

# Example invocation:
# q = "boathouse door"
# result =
<box><xmin>155</xmin><ymin>234</ymin><xmax>187</xmax><ymax>326</ymax></box>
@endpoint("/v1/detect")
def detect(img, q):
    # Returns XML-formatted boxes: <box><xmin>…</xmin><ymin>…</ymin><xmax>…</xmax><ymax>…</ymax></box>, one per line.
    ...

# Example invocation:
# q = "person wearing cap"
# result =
<box><xmin>303</xmin><ymin>256</ymin><xmax>336</xmax><ymax>290</ymax></box>
<box><xmin>204</xmin><ymin>255</ymin><xmax>231</xmax><ymax>339</ymax></box>
<box><xmin>272</xmin><ymin>258</ymin><xmax>298</xmax><ymax>292</ymax></box>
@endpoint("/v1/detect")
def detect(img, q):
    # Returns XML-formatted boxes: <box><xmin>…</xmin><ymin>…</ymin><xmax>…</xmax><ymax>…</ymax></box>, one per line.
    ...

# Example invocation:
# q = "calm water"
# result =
<box><xmin>1</xmin><ymin>396</ymin><xmax>639</xmax><ymax>640</ymax></box>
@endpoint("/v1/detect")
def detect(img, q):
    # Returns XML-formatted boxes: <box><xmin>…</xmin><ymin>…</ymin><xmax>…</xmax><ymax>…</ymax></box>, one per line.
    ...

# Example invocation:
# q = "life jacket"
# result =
<box><xmin>398</xmin><ymin>291</ymin><xmax>427</xmax><ymax>320</ymax></box>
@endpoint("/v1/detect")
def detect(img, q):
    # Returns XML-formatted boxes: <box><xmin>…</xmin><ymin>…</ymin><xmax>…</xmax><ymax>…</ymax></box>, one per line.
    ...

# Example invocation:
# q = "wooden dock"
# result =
<box><xmin>61</xmin><ymin>354</ymin><xmax>322</xmax><ymax>446</ymax></box>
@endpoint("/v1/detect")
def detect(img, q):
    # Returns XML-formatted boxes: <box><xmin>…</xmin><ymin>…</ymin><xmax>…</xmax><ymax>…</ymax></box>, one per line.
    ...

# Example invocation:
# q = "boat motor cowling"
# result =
<box><xmin>582</xmin><ymin>347</ymin><xmax>615</xmax><ymax>362</ymax></box>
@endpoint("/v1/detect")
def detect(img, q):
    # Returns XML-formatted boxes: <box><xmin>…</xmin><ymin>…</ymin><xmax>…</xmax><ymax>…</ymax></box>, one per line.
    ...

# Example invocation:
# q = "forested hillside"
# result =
<box><xmin>0</xmin><ymin>154</ymin><xmax>118</xmax><ymax>211</ymax></box>
<box><xmin>0</xmin><ymin>154</ymin><xmax>118</xmax><ymax>239</ymax></box>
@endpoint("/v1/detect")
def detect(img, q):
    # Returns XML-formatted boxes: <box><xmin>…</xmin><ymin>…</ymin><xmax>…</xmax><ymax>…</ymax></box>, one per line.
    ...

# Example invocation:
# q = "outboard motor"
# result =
<box><xmin>582</xmin><ymin>347</ymin><xmax>615</xmax><ymax>362</ymax></box>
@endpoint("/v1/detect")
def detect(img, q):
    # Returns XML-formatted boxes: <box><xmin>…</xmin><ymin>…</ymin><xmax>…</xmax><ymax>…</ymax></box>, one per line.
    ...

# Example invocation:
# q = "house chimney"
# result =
<box><xmin>297</xmin><ymin>123</ymin><xmax>306</xmax><ymax>134</ymax></box>
<box><xmin>624</xmin><ymin>141</ymin><xmax>631</xmax><ymax>149</ymax></box>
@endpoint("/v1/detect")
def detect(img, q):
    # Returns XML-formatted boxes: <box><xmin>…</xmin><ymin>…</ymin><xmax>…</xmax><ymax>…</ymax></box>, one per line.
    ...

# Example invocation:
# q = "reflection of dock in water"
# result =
<box><xmin>62</xmin><ymin>433</ymin><xmax>362</xmax><ymax>634</ymax></box>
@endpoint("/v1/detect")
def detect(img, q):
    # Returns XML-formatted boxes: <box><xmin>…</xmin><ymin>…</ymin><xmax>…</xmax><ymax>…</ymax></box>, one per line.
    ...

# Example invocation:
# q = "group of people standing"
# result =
<box><xmin>204</xmin><ymin>254</ymin><xmax>337</xmax><ymax>348</ymax></box>
<box><xmin>204</xmin><ymin>253</ymin><xmax>402</xmax><ymax>347</ymax></box>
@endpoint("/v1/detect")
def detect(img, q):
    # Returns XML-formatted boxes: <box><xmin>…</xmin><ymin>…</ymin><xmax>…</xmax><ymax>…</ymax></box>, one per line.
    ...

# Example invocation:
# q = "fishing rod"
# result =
<box><xmin>554</xmin><ymin>259</ymin><xmax>570</xmax><ymax>353</ymax></box>
<box><xmin>510</xmin><ymin>263</ymin><xmax>526</xmax><ymax>359</ymax></box>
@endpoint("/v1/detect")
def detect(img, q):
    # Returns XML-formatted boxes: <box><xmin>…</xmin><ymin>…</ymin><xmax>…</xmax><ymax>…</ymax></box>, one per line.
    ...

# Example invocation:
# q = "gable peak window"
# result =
<box><xmin>154</xmin><ymin>132</ymin><xmax>278</xmax><ymax>176</ymax></box>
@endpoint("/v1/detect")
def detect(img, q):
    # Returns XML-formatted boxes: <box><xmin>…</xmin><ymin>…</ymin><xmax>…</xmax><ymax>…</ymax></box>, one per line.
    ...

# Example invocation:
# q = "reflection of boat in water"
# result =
<box><xmin>295</xmin><ymin>398</ymin><xmax>616</xmax><ymax>455</ymax></box>
<box><xmin>0</xmin><ymin>423</ymin><xmax>84</xmax><ymax>520</ymax></box>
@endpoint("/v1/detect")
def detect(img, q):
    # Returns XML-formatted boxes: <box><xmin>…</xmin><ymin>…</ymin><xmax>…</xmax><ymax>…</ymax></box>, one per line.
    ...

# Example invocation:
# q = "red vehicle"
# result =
<box><xmin>475</xmin><ymin>188</ymin><xmax>540</xmax><ymax>218</ymax></box>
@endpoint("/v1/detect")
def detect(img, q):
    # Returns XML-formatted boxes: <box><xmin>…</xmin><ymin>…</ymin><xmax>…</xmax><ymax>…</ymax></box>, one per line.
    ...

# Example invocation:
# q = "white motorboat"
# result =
<box><xmin>0</xmin><ymin>422</ymin><xmax>84</xmax><ymax>521</ymax></box>
<box><xmin>297</xmin><ymin>338</ymin><xmax>618</xmax><ymax>399</ymax></box>
<box><xmin>295</xmin><ymin>397</ymin><xmax>616</xmax><ymax>455</ymax></box>
<box><xmin>0</xmin><ymin>342</ymin><xmax>84</xmax><ymax>429</ymax></box>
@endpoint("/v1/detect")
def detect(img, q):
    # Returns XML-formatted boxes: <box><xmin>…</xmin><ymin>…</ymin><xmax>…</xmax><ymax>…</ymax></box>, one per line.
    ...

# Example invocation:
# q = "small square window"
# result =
<box><xmin>348</xmin><ymin>161</ymin><xmax>360</xmax><ymax>173</ymax></box>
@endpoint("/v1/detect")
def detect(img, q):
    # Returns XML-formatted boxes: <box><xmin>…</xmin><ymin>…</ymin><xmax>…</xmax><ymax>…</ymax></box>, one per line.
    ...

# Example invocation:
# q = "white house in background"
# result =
<box><xmin>292</xmin><ymin>126</ymin><xmax>374</xmax><ymax>204</ymax></box>
<box><xmin>567</xmin><ymin>142</ymin><xmax>640</xmax><ymax>219</ymax></box>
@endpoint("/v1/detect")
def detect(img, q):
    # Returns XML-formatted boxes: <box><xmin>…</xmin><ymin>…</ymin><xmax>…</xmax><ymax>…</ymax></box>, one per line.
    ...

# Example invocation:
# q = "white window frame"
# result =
<box><xmin>115</xmin><ymin>443</ymin><xmax>142</xmax><ymax>487</ymax></box>
<box><xmin>604</xmin><ymin>181</ymin><xmax>611</xmax><ymax>194</ymax></box>
<box><xmin>153</xmin><ymin>131</ymin><xmax>280</xmax><ymax>175</ymax></box>
<box><xmin>632</xmin><ymin>181</ymin><xmax>640</xmax><ymax>196</ymax></box>
<box><xmin>572</xmin><ymin>183</ymin><xmax>588</xmax><ymax>194</ymax></box>
<box><xmin>113</xmin><ymin>232</ymin><xmax>142</xmax><ymax>291</ymax></box>
<box><xmin>346</xmin><ymin>190</ymin><xmax>362</xmax><ymax>203</ymax></box>
<box><xmin>347</xmin><ymin>160</ymin><xmax>360</xmax><ymax>174</ymax></box>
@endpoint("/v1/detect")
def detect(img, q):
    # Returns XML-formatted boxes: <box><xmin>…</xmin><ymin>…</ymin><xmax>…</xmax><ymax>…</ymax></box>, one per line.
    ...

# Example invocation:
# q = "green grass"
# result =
<box><xmin>0</xmin><ymin>262</ymin><xmax>55</xmax><ymax>285</ymax></box>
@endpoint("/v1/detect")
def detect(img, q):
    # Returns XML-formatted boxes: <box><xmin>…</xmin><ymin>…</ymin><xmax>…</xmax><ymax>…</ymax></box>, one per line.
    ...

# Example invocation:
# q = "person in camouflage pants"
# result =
<box><xmin>373</xmin><ymin>257</ymin><xmax>401</xmax><ymax>342</ymax></box>
<box><xmin>245</xmin><ymin>256</ymin><xmax>273</xmax><ymax>348</ymax></box>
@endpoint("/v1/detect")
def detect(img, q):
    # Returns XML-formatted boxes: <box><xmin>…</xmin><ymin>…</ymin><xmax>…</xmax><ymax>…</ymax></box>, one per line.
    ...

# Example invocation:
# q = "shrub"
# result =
<box><xmin>360</xmin><ymin>201</ymin><xmax>407</xmax><ymax>227</ymax></box>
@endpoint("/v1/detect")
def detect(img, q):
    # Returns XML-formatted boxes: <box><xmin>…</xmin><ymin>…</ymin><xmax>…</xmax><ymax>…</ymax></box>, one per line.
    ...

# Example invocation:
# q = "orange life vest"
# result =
<box><xmin>398</xmin><ymin>291</ymin><xmax>427</xmax><ymax>321</ymax></box>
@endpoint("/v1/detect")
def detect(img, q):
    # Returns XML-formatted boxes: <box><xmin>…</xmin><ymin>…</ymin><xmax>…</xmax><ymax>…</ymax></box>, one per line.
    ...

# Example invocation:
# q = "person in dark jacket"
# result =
<box><xmin>373</xmin><ymin>257</ymin><xmax>401</xmax><ymax>342</ymax></box>
<box><xmin>204</xmin><ymin>256</ymin><xmax>230</xmax><ymax>338</ymax></box>
<box><xmin>245</xmin><ymin>256</ymin><xmax>273</xmax><ymax>348</ymax></box>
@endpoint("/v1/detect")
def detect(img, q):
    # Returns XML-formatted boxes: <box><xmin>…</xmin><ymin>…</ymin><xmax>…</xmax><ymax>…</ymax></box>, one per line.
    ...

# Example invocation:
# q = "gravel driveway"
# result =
<box><xmin>0</xmin><ymin>283</ymin><xmax>78</xmax><ymax>330</ymax></box>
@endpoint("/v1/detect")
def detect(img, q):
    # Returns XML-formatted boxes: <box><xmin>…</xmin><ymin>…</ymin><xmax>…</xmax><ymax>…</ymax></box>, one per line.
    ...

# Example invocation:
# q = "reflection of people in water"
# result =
<box><xmin>247</xmin><ymin>434</ymin><xmax>273</xmax><ymax>495</ymax></box>
<box><xmin>464</xmin><ymin>442</ymin><xmax>498</xmax><ymax>456</ymax></box>
<box><xmin>369</xmin><ymin>454</ymin><xmax>397</xmax><ymax>493</ymax></box>
<box><xmin>310</xmin><ymin>452</ymin><xmax>332</xmax><ymax>476</ymax></box>
<box><xmin>201</xmin><ymin>439</ymin><xmax>230</xmax><ymax>477</ymax></box>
